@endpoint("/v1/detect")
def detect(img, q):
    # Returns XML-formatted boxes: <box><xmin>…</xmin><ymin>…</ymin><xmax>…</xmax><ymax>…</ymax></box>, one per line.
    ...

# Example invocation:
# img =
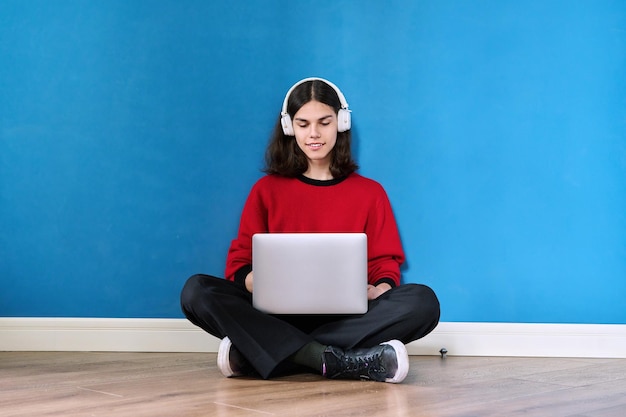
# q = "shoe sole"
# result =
<box><xmin>381</xmin><ymin>340</ymin><xmax>409</xmax><ymax>383</ymax></box>
<box><xmin>217</xmin><ymin>337</ymin><xmax>235</xmax><ymax>377</ymax></box>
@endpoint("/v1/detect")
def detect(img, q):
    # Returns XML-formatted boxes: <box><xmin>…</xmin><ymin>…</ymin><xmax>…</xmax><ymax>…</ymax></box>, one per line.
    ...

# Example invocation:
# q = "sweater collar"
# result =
<box><xmin>297</xmin><ymin>174</ymin><xmax>348</xmax><ymax>187</ymax></box>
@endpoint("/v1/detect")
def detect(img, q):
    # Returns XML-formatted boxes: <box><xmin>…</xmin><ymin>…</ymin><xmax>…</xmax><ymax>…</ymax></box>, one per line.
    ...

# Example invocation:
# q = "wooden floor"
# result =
<box><xmin>1</xmin><ymin>352</ymin><xmax>626</xmax><ymax>417</ymax></box>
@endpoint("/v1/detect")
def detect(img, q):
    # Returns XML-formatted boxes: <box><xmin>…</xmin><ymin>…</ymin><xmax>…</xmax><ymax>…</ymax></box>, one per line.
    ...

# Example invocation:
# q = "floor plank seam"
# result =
<box><xmin>76</xmin><ymin>386</ymin><xmax>125</xmax><ymax>398</ymax></box>
<box><xmin>213</xmin><ymin>401</ymin><xmax>276</xmax><ymax>415</ymax></box>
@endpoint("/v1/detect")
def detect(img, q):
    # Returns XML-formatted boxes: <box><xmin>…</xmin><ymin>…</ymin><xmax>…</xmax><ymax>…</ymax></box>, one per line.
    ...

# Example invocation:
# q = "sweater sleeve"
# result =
<box><xmin>225</xmin><ymin>181</ymin><xmax>268</xmax><ymax>281</ymax></box>
<box><xmin>365</xmin><ymin>185</ymin><xmax>405</xmax><ymax>287</ymax></box>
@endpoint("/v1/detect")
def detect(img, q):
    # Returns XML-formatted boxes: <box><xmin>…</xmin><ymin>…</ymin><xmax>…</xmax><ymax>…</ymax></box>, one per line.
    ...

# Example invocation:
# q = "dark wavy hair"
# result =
<box><xmin>263</xmin><ymin>79</ymin><xmax>358</xmax><ymax>178</ymax></box>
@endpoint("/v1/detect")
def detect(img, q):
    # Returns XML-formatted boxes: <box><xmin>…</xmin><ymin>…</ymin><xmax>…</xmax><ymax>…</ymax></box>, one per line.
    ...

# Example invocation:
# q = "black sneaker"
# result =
<box><xmin>217</xmin><ymin>337</ymin><xmax>254</xmax><ymax>378</ymax></box>
<box><xmin>322</xmin><ymin>340</ymin><xmax>409</xmax><ymax>383</ymax></box>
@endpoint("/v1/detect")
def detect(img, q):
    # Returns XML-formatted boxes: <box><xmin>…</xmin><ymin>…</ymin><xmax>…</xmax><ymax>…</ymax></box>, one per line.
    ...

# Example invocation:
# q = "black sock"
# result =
<box><xmin>290</xmin><ymin>341</ymin><xmax>327</xmax><ymax>373</ymax></box>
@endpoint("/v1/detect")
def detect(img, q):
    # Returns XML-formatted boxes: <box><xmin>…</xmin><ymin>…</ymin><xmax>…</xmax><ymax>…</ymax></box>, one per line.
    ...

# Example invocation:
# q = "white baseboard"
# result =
<box><xmin>1</xmin><ymin>318</ymin><xmax>625</xmax><ymax>358</ymax></box>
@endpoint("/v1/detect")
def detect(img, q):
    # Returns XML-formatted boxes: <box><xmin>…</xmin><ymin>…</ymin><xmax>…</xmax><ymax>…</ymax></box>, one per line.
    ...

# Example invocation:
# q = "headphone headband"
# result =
<box><xmin>281</xmin><ymin>77</ymin><xmax>350</xmax><ymax>115</ymax></box>
<box><xmin>280</xmin><ymin>77</ymin><xmax>351</xmax><ymax>135</ymax></box>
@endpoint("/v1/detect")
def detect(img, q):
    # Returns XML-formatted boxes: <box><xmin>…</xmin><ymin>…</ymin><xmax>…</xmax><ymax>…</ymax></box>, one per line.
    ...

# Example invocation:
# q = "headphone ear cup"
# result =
<box><xmin>281</xmin><ymin>113</ymin><xmax>294</xmax><ymax>136</ymax></box>
<box><xmin>337</xmin><ymin>109</ymin><xmax>351</xmax><ymax>132</ymax></box>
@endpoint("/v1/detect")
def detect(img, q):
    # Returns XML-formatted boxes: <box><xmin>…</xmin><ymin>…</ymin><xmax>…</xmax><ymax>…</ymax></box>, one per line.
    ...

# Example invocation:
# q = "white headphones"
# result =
<box><xmin>280</xmin><ymin>77</ymin><xmax>352</xmax><ymax>136</ymax></box>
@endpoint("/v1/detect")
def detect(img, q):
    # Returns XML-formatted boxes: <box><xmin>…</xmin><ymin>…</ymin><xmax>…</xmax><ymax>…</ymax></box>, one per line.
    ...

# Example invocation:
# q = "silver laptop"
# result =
<box><xmin>252</xmin><ymin>233</ymin><xmax>368</xmax><ymax>315</ymax></box>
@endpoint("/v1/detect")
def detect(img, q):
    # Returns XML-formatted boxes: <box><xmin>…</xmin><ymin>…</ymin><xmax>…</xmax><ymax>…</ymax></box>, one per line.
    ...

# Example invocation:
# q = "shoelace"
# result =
<box><xmin>342</xmin><ymin>351</ymin><xmax>386</xmax><ymax>375</ymax></box>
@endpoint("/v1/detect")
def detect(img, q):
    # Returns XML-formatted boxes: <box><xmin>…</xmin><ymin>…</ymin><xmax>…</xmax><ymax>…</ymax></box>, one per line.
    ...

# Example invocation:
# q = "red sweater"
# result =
<box><xmin>225</xmin><ymin>173</ymin><xmax>405</xmax><ymax>287</ymax></box>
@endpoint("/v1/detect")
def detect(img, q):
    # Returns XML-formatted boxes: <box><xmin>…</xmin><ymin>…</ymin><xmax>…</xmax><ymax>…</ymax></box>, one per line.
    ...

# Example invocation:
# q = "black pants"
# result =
<box><xmin>180</xmin><ymin>274</ymin><xmax>440</xmax><ymax>379</ymax></box>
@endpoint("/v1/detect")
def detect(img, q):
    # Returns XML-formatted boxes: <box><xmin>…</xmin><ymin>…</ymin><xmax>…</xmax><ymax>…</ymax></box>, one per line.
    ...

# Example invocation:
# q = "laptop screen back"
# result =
<box><xmin>252</xmin><ymin>233</ymin><xmax>368</xmax><ymax>315</ymax></box>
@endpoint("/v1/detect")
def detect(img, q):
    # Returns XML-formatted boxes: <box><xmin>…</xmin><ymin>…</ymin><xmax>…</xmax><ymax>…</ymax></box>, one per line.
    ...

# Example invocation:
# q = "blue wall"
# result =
<box><xmin>1</xmin><ymin>1</ymin><xmax>624</xmax><ymax>323</ymax></box>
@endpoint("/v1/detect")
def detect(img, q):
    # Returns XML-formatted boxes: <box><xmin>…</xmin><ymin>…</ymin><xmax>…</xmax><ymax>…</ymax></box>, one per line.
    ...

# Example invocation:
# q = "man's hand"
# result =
<box><xmin>245</xmin><ymin>271</ymin><xmax>254</xmax><ymax>293</ymax></box>
<box><xmin>367</xmin><ymin>283</ymin><xmax>392</xmax><ymax>300</ymax></box>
